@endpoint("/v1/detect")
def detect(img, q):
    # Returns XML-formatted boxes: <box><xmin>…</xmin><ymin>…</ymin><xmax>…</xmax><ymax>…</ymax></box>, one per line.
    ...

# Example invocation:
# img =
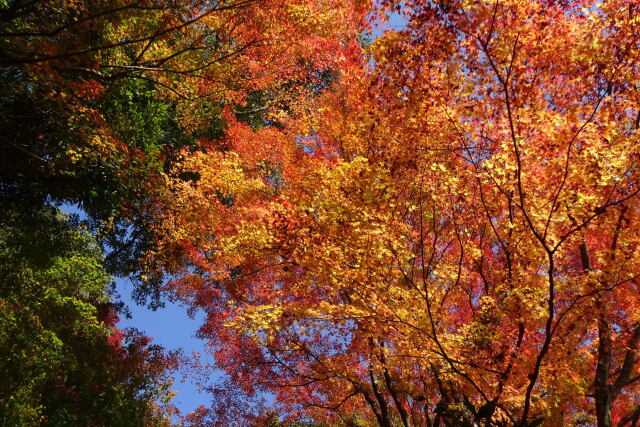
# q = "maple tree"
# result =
<box><xmin>150</xmin><ymin>0</ymin><xmax>640</xmax><ymax>426</ymax></box>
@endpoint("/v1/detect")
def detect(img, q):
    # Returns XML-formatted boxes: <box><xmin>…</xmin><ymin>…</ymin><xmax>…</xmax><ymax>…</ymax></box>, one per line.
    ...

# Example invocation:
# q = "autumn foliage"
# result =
<box><xmin>3</xmin><ymin>0</ymin><xmax>640</xmax><ymax>425</ymax></box>
<box><xmin>1</xmin><ymin>0</ymin><xmax>370</xmax><ymax>423</ymax></box>
<box><xmin>149</xmin><ymin>0</ymin><xmax>640</xmax><ymax>426</ymax></box>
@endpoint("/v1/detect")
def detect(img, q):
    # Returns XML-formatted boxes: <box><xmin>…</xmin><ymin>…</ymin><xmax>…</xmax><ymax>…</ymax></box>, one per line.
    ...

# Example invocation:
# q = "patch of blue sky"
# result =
<box><xmin>58</xmin><ymin>202</ymin><xmax>217</xmax><ymax>418</ymax></box>
<box><xmin>116</xmin><ymin>278</ymin><xmax>218</xmax><ymax>416</ymax></box>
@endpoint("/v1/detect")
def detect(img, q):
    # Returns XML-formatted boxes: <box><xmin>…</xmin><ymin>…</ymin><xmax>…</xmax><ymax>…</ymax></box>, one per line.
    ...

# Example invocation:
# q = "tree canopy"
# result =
<box><xmin>2</xmin><ymin>0</ymin><xmax>640</xmax><ymax>426</ymax></box>
<box><xmin>0</xmin><ymin>202</ymin><xmax>179</xmax><ymax>425</ymax></box>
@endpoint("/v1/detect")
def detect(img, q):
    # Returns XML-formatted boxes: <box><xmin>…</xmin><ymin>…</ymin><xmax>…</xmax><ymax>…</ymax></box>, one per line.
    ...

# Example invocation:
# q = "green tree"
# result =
<box><xmin>0</xmin><ymin>202</ymin><xmax>178</xmax><ymax>426</ymax></box>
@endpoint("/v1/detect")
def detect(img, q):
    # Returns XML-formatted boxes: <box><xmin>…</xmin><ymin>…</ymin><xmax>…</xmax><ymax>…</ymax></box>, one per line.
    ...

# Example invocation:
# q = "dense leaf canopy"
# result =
<box><xmin>2</xmin><ymin>0</ymin><xmax>640</xmax><ymax>426</ymax></box>
<box><xmin>0</xmin><ymin>203</ymin><xmax>178</xmax><ymax>425</ymax></box>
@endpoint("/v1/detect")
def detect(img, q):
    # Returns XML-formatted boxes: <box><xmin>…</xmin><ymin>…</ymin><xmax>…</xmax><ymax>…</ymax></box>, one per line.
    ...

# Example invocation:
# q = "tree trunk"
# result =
<box><xmin>594</xmin><ymin>313</ymin><xmax>612</xmax><ymax>427</ymax></box>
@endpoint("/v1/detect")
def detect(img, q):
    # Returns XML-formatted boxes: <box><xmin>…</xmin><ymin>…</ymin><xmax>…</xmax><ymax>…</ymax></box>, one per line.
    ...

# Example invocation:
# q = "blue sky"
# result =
<box><xmin>115</xmin><ymin>279</ymin><xmax>214</xmax><ymax>416</ymax></box>
<box><xmin>59</xmin><ymin>203</ymin><xmax>214</xmax><ymax>416</ymax></box>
